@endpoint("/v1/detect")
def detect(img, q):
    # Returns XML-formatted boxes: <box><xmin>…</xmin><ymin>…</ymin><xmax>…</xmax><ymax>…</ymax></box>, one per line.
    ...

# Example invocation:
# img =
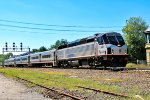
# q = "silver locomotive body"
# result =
<box><xmin>57</xmin><ymin>32</ymin><xmax>128</xmax><ymax>67</ymax></box>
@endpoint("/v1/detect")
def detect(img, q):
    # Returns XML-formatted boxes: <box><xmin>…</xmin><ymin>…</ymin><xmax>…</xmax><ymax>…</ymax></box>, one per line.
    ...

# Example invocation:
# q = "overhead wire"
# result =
<box><xmin>0</xmin><ymin>23</ymin><xmax>105</xmax><ymax>32</ymax></box>
<box><xmin>0</xmin><ymin>28</ymin><xmax>122</xmax><ymax>35</ymax></box>
<box><xmin>0</xmin><ymin>19</ymin><xmax>123</xmax><ymax>34</ymax></box>
<box><xmin>0</xmin><ymin>19</ymin><xmax>124</xmax><ymax>28</ymax></box>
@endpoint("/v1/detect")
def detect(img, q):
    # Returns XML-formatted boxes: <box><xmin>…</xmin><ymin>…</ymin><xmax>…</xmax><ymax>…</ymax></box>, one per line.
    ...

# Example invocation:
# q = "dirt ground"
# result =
<box><xmin>0</xmin><ymin>74</ymin><xmax>50</xmax><ymax>100</ymax></box>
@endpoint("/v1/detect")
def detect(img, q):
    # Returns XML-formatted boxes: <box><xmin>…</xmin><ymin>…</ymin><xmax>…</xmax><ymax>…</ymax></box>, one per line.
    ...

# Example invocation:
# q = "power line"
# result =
<box><xmin>0</xmin><ymin>28</ymin><xmax>122</xmax><ymax>35</ymax></box>
<box><xmin>0</xmin><ymin>28</ymin><xmax>82</xmax><ymax>35</ymax></box>
<box><xmin>0</xmin><ymin>19</ymin><xmax>124</xmax><ymax>28</ymax></box>
<box><xmin>0</xmin><ymin>23</ymin><xmax>102</xmax><ymax>32</ymax></box>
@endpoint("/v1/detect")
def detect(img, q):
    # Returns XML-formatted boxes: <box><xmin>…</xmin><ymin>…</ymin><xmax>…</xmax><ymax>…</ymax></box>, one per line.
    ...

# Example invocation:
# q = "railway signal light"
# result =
<box><xmin>13</xmin><ymin>42</ymin><xmax>15</xmax><ymax>51</ymax></box>
<box><xmin>5</xmin><ymin>42</ymin><xmax>8</xmax><ymax>51</ymax></box>
<box><xmin>20</xmin><ymin>42</ymin><xmax>23</xmax><ymax>51</ymax></box>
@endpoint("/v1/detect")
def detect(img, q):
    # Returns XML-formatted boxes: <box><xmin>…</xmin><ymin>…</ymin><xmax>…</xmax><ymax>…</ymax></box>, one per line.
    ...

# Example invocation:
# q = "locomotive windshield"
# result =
<box><xmin>97</xmin><ymin>34</ymin><xmax>125</xmax><ymax>46</ymax></box>
<box><xmin>107</xmin><ymin>36</ymin><xmax>118</xmax><ymax>45</ymax></box>
<box><xmin>116</xmin><ymin>36</ymin><xmax>125</xmax><ymax>45</ymax></box>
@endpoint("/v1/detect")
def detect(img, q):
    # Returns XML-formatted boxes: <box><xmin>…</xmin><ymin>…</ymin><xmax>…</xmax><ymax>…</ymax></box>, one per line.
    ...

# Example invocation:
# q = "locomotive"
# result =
<box><xmin>4</xmin><ymin>32</ymin><xmax>128</xmax><ymax>69</ymax></box>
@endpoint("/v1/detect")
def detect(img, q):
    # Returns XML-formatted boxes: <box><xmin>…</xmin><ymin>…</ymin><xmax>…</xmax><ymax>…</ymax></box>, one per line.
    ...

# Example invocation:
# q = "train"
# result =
<box><xmin>4</xmin><ymin>32</ymin><xmax>128</xmax><ymax>69</ymax></box>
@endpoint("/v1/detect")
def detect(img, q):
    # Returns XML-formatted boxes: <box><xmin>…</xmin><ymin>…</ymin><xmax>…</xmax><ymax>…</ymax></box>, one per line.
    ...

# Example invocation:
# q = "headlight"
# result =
<box><xmin>111</xmin><ymin>49</ymin><xmax>114</xmax><ymax>54</ymax></box>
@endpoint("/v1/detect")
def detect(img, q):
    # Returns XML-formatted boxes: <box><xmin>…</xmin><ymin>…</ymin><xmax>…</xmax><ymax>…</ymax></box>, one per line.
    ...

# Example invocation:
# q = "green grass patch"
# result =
<box><xmin>0</xmin><ymin>68</ymin><xmax>121</xmax><ymax>92</ymax></box>
<box><xmin>126</xmin><ymin>63</ymin><xmax>150</xmax><ymax>68</ymax></box>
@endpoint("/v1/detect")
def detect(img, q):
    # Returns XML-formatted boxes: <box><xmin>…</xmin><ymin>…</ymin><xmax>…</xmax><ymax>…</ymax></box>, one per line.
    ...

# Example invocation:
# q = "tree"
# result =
<box><xmin>0</xmin><ymin>53</ymin><xmax>13</xmax><ymax>64</ymax></box>
<box><xmin>32</xmin><ymin>49</ymin><xmax>39</xmax><ymax>53</ymax></box>
<box><xmin>122</xmin><ymin>17</ymin><xmax>148</xmax><ymax>61</ymax></box>
<box><xmin>39</xmin><ymin>46</ymin><xmax>48</xmax><ymax>52</ymax></box>
<box><xmin>4</xmin><ymin>53</ymin><xmax>13</xmax><ymax>59</ymax></box>
<box><xmin>32</xmin><ymin>46</ymin><xmax>48</xmax><ymax>53</ymax></box>
<box><xmin>49</xmin><ymin>39</ymin><xmax>68</xmax><ymax>50</ymax></box>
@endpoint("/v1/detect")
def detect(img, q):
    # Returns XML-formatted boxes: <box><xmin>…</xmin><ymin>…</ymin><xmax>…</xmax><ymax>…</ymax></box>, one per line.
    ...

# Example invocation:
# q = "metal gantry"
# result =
<box><xmin>1</xmin><ymin>42</ymin><xmax>30</xmax><ymax>67</ymax></box>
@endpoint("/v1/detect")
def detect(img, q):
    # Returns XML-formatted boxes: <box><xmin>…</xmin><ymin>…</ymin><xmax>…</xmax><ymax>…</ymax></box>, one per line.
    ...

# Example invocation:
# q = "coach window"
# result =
<box><xmin>32</xmin><ymin>56</ymin><xmax>39</xmax><ymax>60</ymax></box>
<box><xmin>42</xmin><ymin>55</ymin><xmax>51</xmax><ymax>58</ymax></box>
<box><xmin>22</xmin><ymin>58</ymin><xmax>27</xmax><ymax>61</ymax></box>
<box><xmin>16</xmin><ymin>59</ymin><xmax>20</xmax><ymax>61</ymax></box>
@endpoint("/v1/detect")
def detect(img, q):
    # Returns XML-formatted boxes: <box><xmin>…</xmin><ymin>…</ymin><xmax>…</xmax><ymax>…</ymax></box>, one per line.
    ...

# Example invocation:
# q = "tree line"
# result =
<box><xmin>31</xmin><ymin>39</ymin><xmax>68</xmax><ymax>53</ymax></box>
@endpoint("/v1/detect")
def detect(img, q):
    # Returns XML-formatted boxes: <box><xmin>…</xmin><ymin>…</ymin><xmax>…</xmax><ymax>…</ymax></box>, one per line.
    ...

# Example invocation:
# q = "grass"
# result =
<box><xmin>126</xmin><ymin>63</ymin><xmax>150</xmax><ymax>68</ymax></box>
<box><xmin>0</xmin><ymin>67</ymin><xmax>121</xmax><ymax>92</ymax></box>
<box><xmin>0</xmin><ymin>67</ymin><xmax>149</xmax><ymax>99</ymax></box>
<box><xmin>93</xmin><ymin>78</ymin><xmax>125</xmax><ymax>82</ymax></box>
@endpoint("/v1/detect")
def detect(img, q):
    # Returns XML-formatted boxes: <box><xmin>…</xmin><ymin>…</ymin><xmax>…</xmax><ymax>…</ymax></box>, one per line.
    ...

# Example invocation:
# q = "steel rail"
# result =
<box><xmin>14</xmin><ymin>76</ymin><xmax>83</xmax><ymax>100</ymax></box>
<box><xmin>77</xmin><ymin>86</ymin><xmax>131</xmax><ymax>98</ymax></box>
<box><xmin>124</xmin><ymin>68</ymin><xmax>150</xmax><ymax>71</ymax></box>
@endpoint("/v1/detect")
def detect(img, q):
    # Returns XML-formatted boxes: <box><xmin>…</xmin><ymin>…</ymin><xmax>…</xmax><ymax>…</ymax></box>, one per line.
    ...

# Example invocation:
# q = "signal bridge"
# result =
<box><xmin>1</xmin><ymin>42</ymin><xmax>30</xmax><ymax>67</ymax></box>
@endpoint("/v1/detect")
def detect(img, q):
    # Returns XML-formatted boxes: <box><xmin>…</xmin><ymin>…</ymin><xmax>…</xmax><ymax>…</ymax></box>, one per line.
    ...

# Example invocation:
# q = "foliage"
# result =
<box><xmin>0</xmin><ymin>53</ymin><xmax>13</xmax><ymax>64</ymax></box>
<box><xmin>32</xmin><ymin>46</ymin><xmax>48</xmax><ymax>53</ymax></box>
<box><xmin>32</xmin><ymin>49</ymin><xmax>39</xmax><ymax>53</ymax></box>
<box><xmin>4</xmin><ymin>53</ymin><xmax>13</xmax><ymax>59</ymax></box>
<box><xmin>122</xmin><ymin>17</ymin><xmax>148</xmax><ymax>61</ymax></box>
<box><xmin>38</xmin><ymin>46</ymin><xmax>48</xmax><ymax>52</ymax></box>
<box><xmin>31</xmin><ymin>39</ymin><xmax>67</xmax><ymax>52</ymax></box>
<box><xmin>49</xmin><ymin>39</ymin><xmax>68</xmax><ymax>50</ymax></box>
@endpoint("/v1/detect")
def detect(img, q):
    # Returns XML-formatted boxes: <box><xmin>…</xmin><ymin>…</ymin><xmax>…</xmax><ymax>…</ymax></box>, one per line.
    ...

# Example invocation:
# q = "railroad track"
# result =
<box><xmin>3</xmin><ymin>66</ymin><xmax>150</xmax><ymax>71</ymax></box>
<box><xmin>1</xmin><ymin>68</ymin><xmax>147</xmax><ymax>99</ymax></box>
<box><xmin>36</xmin><ymin>77</ymin><xmax>131</xmax><ymax>99</ymax></box>
<box><xmin>14</xmin><ymin>76</ymin><xmax>83</xmax><ymax>100</ymax></box>
<box><xmin>76</xmin><ymin>86</ymin><xmax>131</xmax><ymax>98</ymax></box>
<box><xmin>124</xmin><ymin>67</ymin><xmax>150</xmax><ymax>71</ymax></box>
<box><xmin>41</xmin><ymin>66</ymin><xmax>150</xmax><ymax>71</ymax></box>
<box><xmin>1</xmin><ymin>72</ymin><xmax>140</xmax><ymax>99</ymax></box>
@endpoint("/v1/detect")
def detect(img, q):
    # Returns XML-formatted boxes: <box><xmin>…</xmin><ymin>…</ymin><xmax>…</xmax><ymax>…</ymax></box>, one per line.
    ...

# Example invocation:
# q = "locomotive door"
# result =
<box><xmin>94</xmin><ymin>38</ymin><xmax>99</xmax><ymax>57</ymax></box>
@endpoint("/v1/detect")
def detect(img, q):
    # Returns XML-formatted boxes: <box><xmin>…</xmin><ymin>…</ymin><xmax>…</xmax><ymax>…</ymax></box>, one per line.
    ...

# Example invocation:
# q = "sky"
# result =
<box><xmin>0</xmin><ymin>0</ymin><xmax>150</xmax><ymax>55</ymax></box>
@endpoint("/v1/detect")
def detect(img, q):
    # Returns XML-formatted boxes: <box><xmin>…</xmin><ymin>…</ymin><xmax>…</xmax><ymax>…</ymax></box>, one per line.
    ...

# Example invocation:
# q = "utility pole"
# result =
<box><xmin>2</xmin><ymin>42</ymin><xmax>30</xmax><ymax>67</ymax></box>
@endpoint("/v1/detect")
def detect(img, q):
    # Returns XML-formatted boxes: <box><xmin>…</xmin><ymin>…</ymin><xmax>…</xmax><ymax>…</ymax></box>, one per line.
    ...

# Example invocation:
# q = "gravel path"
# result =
<box><xmin>0</xmin><ymin>74</ymin><xmax>50</xmax><ymax>100</ymax></box>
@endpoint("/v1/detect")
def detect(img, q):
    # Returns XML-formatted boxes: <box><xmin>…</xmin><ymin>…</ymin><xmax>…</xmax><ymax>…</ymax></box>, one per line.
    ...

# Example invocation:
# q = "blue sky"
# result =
<box><xmin>0</xmin><ymin>0</ymin><xmax>150</xmax><ymax>54</ymax></box>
